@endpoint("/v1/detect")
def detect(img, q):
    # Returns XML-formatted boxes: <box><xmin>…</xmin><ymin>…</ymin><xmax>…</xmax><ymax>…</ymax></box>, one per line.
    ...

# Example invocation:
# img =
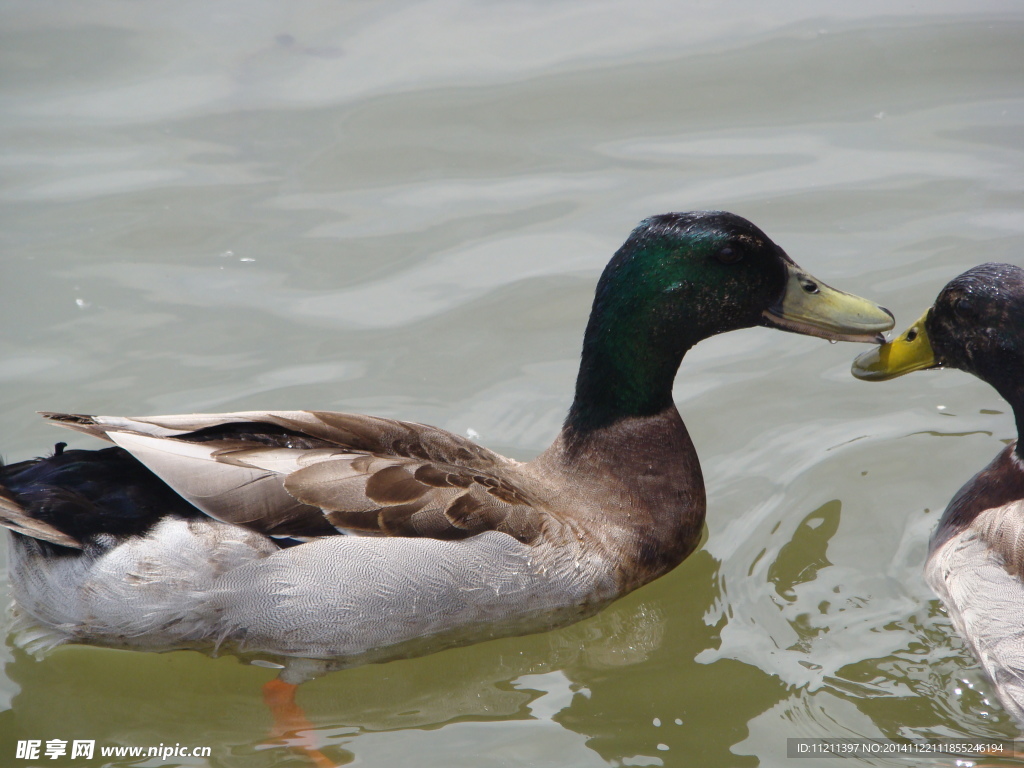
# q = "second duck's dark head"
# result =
<box><xmin>853</xmin><ymin>262</ymin><xmax>1024</xmax><ymax>409</ymax></box>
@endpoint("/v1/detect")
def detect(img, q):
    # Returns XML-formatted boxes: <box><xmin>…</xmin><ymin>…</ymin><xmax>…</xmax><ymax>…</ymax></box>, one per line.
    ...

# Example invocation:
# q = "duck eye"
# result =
<box><xmin>715</xmin><ymin>246</ymin><xmax>741</xmax><ymax>265</ymax></box>
<box><xmin>955</xmin><ymin>297</ymin><xmax>974</xmax><ymax>316</ymax></box>
<box><xmin>799</xmin><ymin>278</ymin><xmax>819</xmax><ymax>295</ymax></box>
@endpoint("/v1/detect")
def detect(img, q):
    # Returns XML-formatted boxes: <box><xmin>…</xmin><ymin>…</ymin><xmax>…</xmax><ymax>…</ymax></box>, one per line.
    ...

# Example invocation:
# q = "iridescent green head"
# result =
<box><xmin>568</xmin><ymin>211</ymin><xmax>894</xmax><ymax>432</ymax></box>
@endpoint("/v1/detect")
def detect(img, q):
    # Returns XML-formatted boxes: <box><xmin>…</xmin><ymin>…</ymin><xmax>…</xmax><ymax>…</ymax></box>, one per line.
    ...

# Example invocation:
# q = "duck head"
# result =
<box><xmin>567</xmin><ymin>211</ymin><xmax>894</xmax><ymax>432</ymax></box>
<box><xmin>852</xmin><ymin>263</ymin><xmax>1024</xmax><ymax>388</ymax></box>
<box><xmin>852</xmin><ymin>262</ymin><xmax>1024</xmax><ymax>442</ymax></box>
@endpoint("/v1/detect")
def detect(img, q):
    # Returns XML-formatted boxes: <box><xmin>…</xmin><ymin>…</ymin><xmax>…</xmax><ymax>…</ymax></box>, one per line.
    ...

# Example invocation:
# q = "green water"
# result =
<box><xmin>1</xmin><ymin>2</ymin><xmax>1023</xmax><ymax>766</ymax></box>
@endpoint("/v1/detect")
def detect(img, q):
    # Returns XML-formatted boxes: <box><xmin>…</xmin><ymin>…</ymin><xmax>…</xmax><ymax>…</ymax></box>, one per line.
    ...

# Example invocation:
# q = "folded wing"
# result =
<box><xmin>42</xmin><ymin>411</ymin><xmax>545</xmax><ymax>543</ymax></box>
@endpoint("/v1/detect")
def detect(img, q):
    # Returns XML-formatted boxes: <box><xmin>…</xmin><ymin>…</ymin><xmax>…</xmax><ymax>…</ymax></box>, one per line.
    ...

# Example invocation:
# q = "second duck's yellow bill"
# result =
<box><xmin>851</xmin><ymin>308</ymin><xmax>936</xmax><ymax>381</ymax></box>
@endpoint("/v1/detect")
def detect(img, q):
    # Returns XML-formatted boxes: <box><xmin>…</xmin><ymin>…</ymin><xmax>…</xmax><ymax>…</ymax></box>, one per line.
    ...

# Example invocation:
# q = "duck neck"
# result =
<box><xmin>1010</xmin><ymin>392</ymin><xmax>1024</xmax><ymax>461</ymax></box>
<box><xmin>564</xmin><ymin>301</ymin><xmax>701</xmax><ymax>437</ymax></box>
<box><xmin>565</xmin><ymin>342</ymin><xmax>688</xmax><ymax>436</ymax></box>
<box><xmin>985</xmin><ymin>373</ymin><xmax>1024</xmax><ymax>461</ymax></box>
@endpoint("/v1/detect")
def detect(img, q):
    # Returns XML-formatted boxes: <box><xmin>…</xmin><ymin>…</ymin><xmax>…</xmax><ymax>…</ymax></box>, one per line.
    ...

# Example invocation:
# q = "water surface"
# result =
<box><xmin>2</xmin><ymin>2</ymin><xmax>1023</xmax><ymax>766</ymax></box>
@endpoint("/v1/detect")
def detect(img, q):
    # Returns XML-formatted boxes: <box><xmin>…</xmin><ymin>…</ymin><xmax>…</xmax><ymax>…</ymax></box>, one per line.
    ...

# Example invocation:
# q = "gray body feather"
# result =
<box><xmin>9</xmin><ymin>519</ymin><xmax>616</xmax><ymax>662</ymax></box>
<box><xmin>927</xmin><ymin>501</ymin><xmax>1024</xmax><ymax>723</ymax></box>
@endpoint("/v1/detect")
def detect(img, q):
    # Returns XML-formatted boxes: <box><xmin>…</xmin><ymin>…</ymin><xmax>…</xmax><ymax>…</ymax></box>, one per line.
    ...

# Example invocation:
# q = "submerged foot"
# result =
<box><xmin>261</xmin><ymin>678</ymin><xmax>339</xmax><ymax>768</ymax></box>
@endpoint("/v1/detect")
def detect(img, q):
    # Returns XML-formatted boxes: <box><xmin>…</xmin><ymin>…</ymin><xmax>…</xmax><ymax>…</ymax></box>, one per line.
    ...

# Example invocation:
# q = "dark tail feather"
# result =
<box><xmin>0</xmin><ymin>446</ymin><xmax>203</xmax><ymax>549</ymax></box>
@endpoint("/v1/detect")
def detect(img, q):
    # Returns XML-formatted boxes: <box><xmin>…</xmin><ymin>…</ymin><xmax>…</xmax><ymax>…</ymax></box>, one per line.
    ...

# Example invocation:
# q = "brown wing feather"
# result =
<box><xmin>0</xmin><ymin>486</ymin><xmax>83</xmax><ymax>548</ymax></box>
<box><xmin>42</xmin><ymin>411</ymin><xmax>507</xmax><ymax>469</ymax></box>
<box><xmin>42</xmin><ymin>410</ymin><xmax>546</xmax><ymax>544</ymax></box>
<box><xmin>285</xmin><ymin>455</ymin><xmax>544</xmax><ymax>543</ymax></box>
<box><xmin>276</xmin><ymin>411</ymin><xmax>503</xmax><ymax>469</ymax></box>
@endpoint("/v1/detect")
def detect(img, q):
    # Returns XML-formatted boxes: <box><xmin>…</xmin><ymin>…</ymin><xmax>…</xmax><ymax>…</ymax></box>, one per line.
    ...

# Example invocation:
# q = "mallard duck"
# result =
<box><xmin>852</xmin><ymin>262</ymin><xmax>1024</xmax><ymax>724</ymax></box>
<box><xmin>2</xmin><ymin>212</ymin><xmax>892</xmax><ymax>671</ymax></box>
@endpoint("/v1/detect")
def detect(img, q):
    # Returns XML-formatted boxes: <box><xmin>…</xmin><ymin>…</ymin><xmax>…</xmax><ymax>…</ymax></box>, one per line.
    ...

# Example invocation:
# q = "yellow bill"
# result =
<box><xmin>851</xmin><ymin>308</ymin><xmax>936</xmax><ymax>381</ymax></box>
